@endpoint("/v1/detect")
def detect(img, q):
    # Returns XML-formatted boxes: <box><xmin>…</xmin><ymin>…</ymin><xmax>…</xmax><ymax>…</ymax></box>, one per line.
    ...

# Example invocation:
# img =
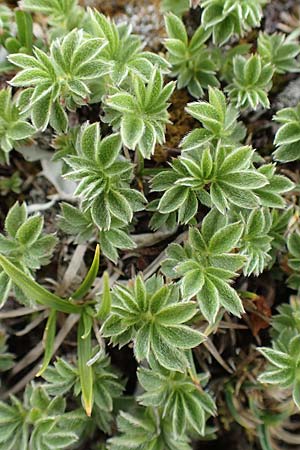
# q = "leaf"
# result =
<box><xmin>158</xmin><ymin>324</ymin><xmax>205</xmax><ymax>349</ymax></box>
<box><xmin>259</xmin><ymin>347</ymin><xmax>292</xmax><ymax>369</ymax></box>
<box><xmin>209</xmin><ymin>222</ymin><xmax>243</xmax><ymax>254</ymax></box>
<box><xmin>293</xmin><ymin>379</ymin><xmax>300</xmax><ymax>409</ymax></box>
<box><xmin>98</xmin><ymin>133</ymin><xmax>121</xmax><ymax>168</ymax></box>
<box><xmin>16</xmin><ymin>215</ymin><xmax>43</xmax><ymax>246</ymax></box>
<box><xmin>165</xmin><ymin>13</ymin><xmax>188</xmax><ymax>44</ymax></box>
<box><xmin>121</xmin><ymin>114</ymin><xmax>144</xmax><ymax>150</ymax></box>
<box><xmin>37</xmin><ymin>310</ymin><xmax>57</xmax><ymax>377</ymax></box>
<box><xmin>7</xmin><ymin>121</ymin><xmax>35</xmax><ymax>140</ymax></box>
<box><xmin>211</xmin><ymin>277</ymin><xmax>244</xmax><ymax>317</ymax></box>
<box><xmin>155</xmin><ymin>303</ymin><xmax>197</xmax><ymax>325</ymax></box>
<box><xmin>5</xmin><ymin>202</ymin><xmax>27</xmax><ymax>238</ymax></box>
<box><xmin>77</xmin><ymin>313</ymin><xmax>94</xmax><ymax>416</ymax></box>
<box><xmin>134</xmin><ymin>322</ymin><xmax>151</xmax><ymax>361</ymax></box>
<box><xmin>72</xmin><ymin>245</ymin><xmax>100</xmax><ymax>300</ymax></box>
<box><xmin>151</xmin><ymin>329</ymin><xmax>187</xmax><ymax>372</ymax></box>
<box><xmin>182</xmin><ymin>269</ymin><xmax>204</xmax><ymax>299</ymax></box>
<box><xmin>97</xmin><ymin>271</ymin><xmax>111</xmax><ymax>320</ymax></box>
<box><xmin>0</xmin><ymin>254</ymin><xmax>81</xmax><ymax>314</ymax></box>
<box><xmin>158</xmin><ymin>185</ymin><xmax>189</xmax><ymax>213</ymax></box>
<box><xmin>198</xmin><ymin>279</ymin><xmax>219</xmax><ymax>324</ymax></box>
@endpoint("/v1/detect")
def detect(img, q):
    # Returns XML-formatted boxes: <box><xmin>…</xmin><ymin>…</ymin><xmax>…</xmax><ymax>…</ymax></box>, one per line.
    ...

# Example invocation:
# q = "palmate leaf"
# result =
<box><xmin>273</xmin><ymin>103</ymin><xmax>300</xmax><ymax>162</ymax></box>
<box><xmin>226</xmin><ymin>54</ymin><xmax>274</xmax><ymax>110</ymax></box>
<box><xmin>164</xmin><ymin>14</ymin><xmax>218</xmax><ymax>98</ymax></box>
<box><xmin>88</xmin><ymin>9</ymin><xmax>169</xmax><ymax>85</ymax></box>
<box><xmin>109</xmin><ymin>407</ymin><xmax>192</xmax><ymax>450</ymax></box>
<box><xmin>63</xmin><ymin>122</ymin><xmax>146</xmax><ymax>232</ymax></box>
<box><xmin>258</xmin><ymin>328</ymin><xmax>300</xmax><ymax>408</ymax></box>
<box><xmin>138</xmin><ymin>363</ymin><xmax>216</xmax><ymax>438</ymax></box>
<box><xmin>0</xmin><ymin>202</ymin><xmax>57</xmax><ymax>307</ymax></box>
<box><xmin>162</xmin><ymin>209</ymin><xmax>245</xmax><ymax>323</ymax></box>
<box><xmin>101</xmin><ymin>275</ymin><xmax>205</xmax><ymax>372</ymax></box>
<box><xmin>154</xmin><ymin>145</ymin><xmax>272</xmax><ymax>221</ymax></box>
<box><xmin>9</xmin><ymin>29</ymin><xmax>108</xmax><ymax>130</ymax></box>
<box><xmin>104</xmin><ymin>69</ymin><xmax>175</xmax><ymax>158</ymax></box>
<box><xmin>184</xmin><ymin>87</ymin><xmax>246</xmax><ymax>148</ymax></box>
<box><xmin>258</xmin><ymin>31</ymin><xmax>300</xmax><ymax>74</ymax></box>
<box><xmin>201</xmin><ymin>0</ymin><xmax>268</xmax><ymax>45</ymax></box>
<box><xmin>0</xmin><ymin>384</ymin><xmax>86</xmax><ymax>450</ymax></box>
<box><xmin>0</xmin><ymin>88</ymin><xmax>35</xmax><ymax>164</ymax></box>
<box><xmin>42</xmin><ymin>351</ymin><xmax>124</xmax><ymax>432</ymax></box>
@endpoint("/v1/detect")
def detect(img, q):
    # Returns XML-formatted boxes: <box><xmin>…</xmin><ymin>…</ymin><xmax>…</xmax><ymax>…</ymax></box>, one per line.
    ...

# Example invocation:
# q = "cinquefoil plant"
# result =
<box><xmin>0</xmin><ymin>88</ymin><xmax>35</xmax><ymax>164</ymax></box>
<box><xmin>258</xmin><ymin>31</ymin><xmax>300</xmax><ymax>74</ymax></box>
<box><xmin>43</xmin><ymin>352</ymin><xmax>124</xmax><ymax>433</ymax></box>
<box><xmin>0</xmin><ymin>384</ymin><xmax>86</xmax><ymax>450</ymax></box>
<box><xmin>88</xmin><ymin>9</ymin><xmax>169</xmax><ymax>86</ymax></box>
<box><xmin>273</xmin><ymin>103</ymin><xmax>300</xmax><ymax>162</ymax></box>
<box><xmin>161</xmin><ymin>209</ymin><xmax>245</xmax><ymax>323</ymax></box>
<box><xmin>152</xmin><ymin>145</ymin><xmax>293</xmax><ymax>222</ymax></box>
<box><xmin>109</xmin><ymin>407</ymin><xmax>192</xmax><ymax>450</ymax></box>
<box><xmin>103</xmin><ymin>69</ymin><xmax>175</xmax><ymax>158</ymax></box>
<box><xmin>164</xmin><ymin>13</ymin><xmax>218</xmax><ymax>98</ymax></box>
<box><xmin>0</xmin><ymin>202</ymin><xmax>57</xmax><ymax>306</ymax></box>
<box><xmin>9</xmin><ymin>29</ymin><xmax>108</xmax><ymax>131</ymax></box>
<box><xmin>138</xmin><ymin>362</ymin><xmax>216</xmax><ymax>437</ymax></box>
<box><xmin>201</xmin><ymin>0</ymin><xmax>268</xmax><ymax>45</ymax></box>
<box><xmin>184</xmin><ymin>87</ymin><xmax>246</xmax><ymax>149</ymax></box>
<box><xmin>226</xmin><ymin>54</ymin><xmax>274</xmax><ymax>109</ymax></box>
<box><xmin>63</xmin><ymin>121</ymin><xmax>146</xmax><ymax>231</ymax></box>
<box><xmin>101</xmin><ymin>274</ymin><xmax>205</xmax><ymax>372</ymax></box>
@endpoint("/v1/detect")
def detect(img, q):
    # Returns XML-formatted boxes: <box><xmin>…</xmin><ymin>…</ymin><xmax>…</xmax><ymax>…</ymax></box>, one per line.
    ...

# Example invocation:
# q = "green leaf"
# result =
<box><xmin>97</xmin><ymin>271</ymin><xmax>111</xmax><ymax>320</ymax></box>
<box><xmin>77</xmin><ymin>313</ymin><xmax>94</xmax><ymax>416</ymax></box>
<box><xmin>16</xmin><ymin>215</ymin><xmax>43</xmax><ymax>246</ymax></box>
<box><xmin>182</xmin><ymin>269</ymin><xmax>204</xmax><ymax>299</ymax></box>
<box><xmin>37</xmin><ymin>309</ymin><xmax>57</xmax><ymax>377</ymax></box>
<box><xmin>259</xmin><ymin>347</ymin><xmax>292</xmax><ymax>369</ymax></box>
<box><xmin>5</xmin><ymin>202</ymin><xmax>26</xmax><ymax>238</ymax></box>
<box><xmin>0</xmin><ymin>254</ymin><xmax>81</xmax><ymax>314</ymax></box>
<box><xmin>158</xmin><ymin>185</ymin><xmax>189</xmax><ymax>213</ymax></box>
<box><xmin>198</xmin><ymin>279</ymin><xmax>219</xmax><ymax>324</ymax></box>
<box><xmin>121</xmin><ymin>114</ymin><xmax>144</xmax><ymax>149</ymax></box>
<box><xmin>72</xmin><ymin>245</ymin><xmax>100</xmax><ymax>300</ymax></box>
<box><xmin>209</xmin><ymin>222</ymin><xmax>243</xmax><ymax>254</ymax></box>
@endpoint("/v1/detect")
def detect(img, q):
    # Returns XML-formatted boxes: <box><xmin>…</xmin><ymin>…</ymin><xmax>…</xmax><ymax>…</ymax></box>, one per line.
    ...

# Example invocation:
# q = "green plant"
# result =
<box><xmin>201</xmin><ymin>0</ymin><xmax>268</xmax><ymax>45</ymax></box>
<box><xmin>153</xmin><ymin>145</ymin><xmax>293</xmax><ymax>223</ymax></box>
<box><xmin>42</xmin><ymin>352</ymin><xmax>124</xmax><ymax>433</ymax></box>
<box><xmin>138</xmin><ymin>362</ymin><xmax>216</xmax><ymax>436</ymax></box>
<box><xmin>63</xmin><ymin>121</ymin><xmax>146</xmax><ymax>234</ymax></box>
<box><xmin>161</xmin><ymin>209</ymin><xmax>245</xmax><ymax>323</ymax></box>
<box><xmin>0</xmin><ymin>384</ymin><xmax>87</xmax><ymax>450</ymax></box>
<box><xmin>273</xmin><ymin>103</ymin><xmax>300</xmax><ymax>162</ymax></box>
<box><xmin>286</xmin><ymin>231</ymin><xmax>300</xmax><ymax>290</ymax></box>
<box><xmin>258</xmin><ymin>31</ymin><xmax>300</xmax><ymax>74</ymax></box>
<box><xmin>0</xmin><ymin>202</ymin><xmax>57</xmax><ymax>306</ymax></box>
<box><xmin>109</xmin><ymin>407</ymin><xmax>192</xmax><ymax>450</ymax></box>
<box><xmin>259</xmin><ymin>329</ymin><xmax>300</xmax><ymax>409</ymax></box>
<box><xmin>1</xmin><ymin>1</ymin><xmax>300</xmax><ymax>449</ymax></box>
<box><xmin>19</xmin><ymin>0</ymin><xmax>86</xmax><ymax>38</ymax></box>
<box><xmin>0</xmin><ymin>172</ymin><xmax>22</xmax><ymax>195</ymax></box>
<box><xmin>0</xmin><ymin>88</ymin><xmax>35</xmax><ymax>164</ymax></box>
<box><xmin>184</xmin><ymin>87</ymin><xmax>246</xmax><ymax>148</ymax></box>
<box><xmin>9</xmin><ymin>29</ymin><xmax>108</xmax><ymax>131</ymax></box>
<box><xmin>103</xmin><ymin>69</ymin><xmax>175</xmax><ymax>158</ymax></box>
<box><xmin>101</xmin><ymin>274</ymin><xmax>205</xmax><ymax>372</ymax></box>
<box><xmin>226</xmin><ymin>54</ymin><xmax>274</xmax><ymax>109</ymax></box>
<box><xmin>88</xmin><ymin>9</ymin><xmax>169</xmax><ymax>86</ymax></box>
<box><xmin>164</xmin><ymin>13</ymin><xmax>218</xmax><ymax>98</ymax></box>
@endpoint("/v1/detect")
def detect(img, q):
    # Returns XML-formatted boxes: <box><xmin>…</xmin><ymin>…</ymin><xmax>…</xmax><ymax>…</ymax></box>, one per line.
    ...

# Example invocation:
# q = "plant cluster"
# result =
<box><xmin>0</xmin><ymin>1</ymin><xmax>300</xmax><ymax>450</ymax></box>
